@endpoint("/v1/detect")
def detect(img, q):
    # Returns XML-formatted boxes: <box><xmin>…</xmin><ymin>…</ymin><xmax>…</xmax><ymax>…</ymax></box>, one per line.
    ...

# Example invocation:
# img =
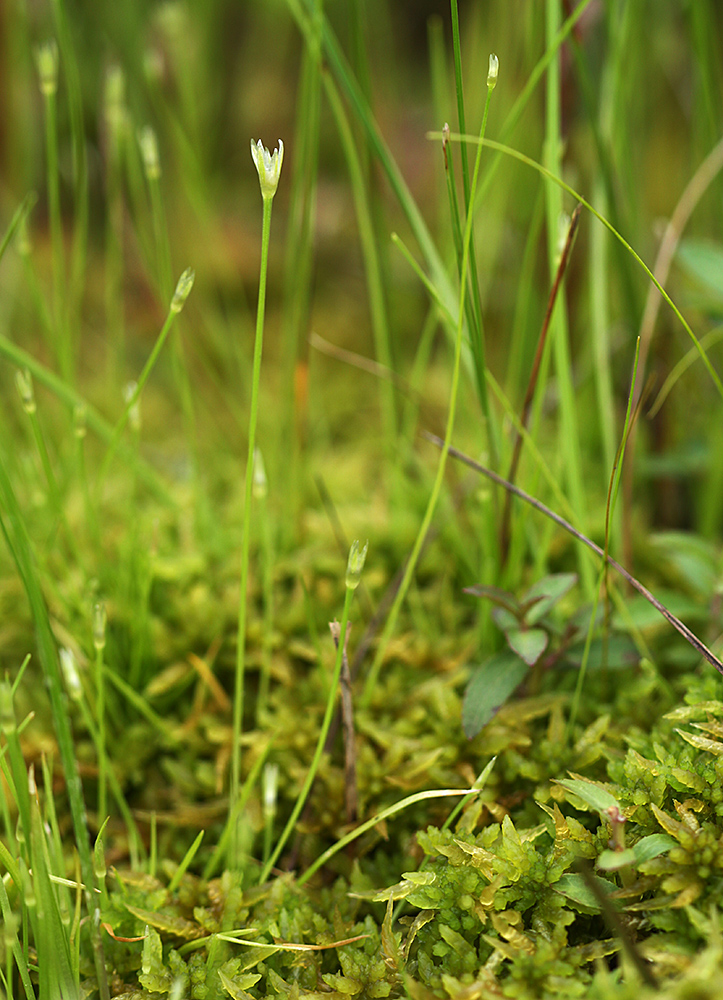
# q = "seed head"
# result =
<box><xmin>251</xmin><ymin>138</ymin><xmax>284</xmax><ymax>200</ymax></box>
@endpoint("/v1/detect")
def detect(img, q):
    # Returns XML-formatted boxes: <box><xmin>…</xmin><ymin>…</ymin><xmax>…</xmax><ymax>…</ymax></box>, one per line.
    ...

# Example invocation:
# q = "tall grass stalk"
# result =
<box><xmin>230</xmin><ymin>139</ymin><xmax>283</xmax><ymax>866</ymax></box>
<box><xmin>449</xmin><ymin>1</ymin><xmax>496</xmax><ymax>463</ymax></box>
<box><xmin>103</xmin><ymin>65</ymin><xmax>128</xmax><ymax>379</ymax></box>
<box><xmin>37</xmin><ymin>39</ymin><xmax>72</xmax><ymax>384</ymax></box>
<box><xmin>280</xmin><ymin>32</ymin><xmax>320</xmax><ymax>535</ymax></box>
<box><xmin>542</xmin><ymin>0</ymin><xmax>592</xmax><ymax>597</ymax></box>
<box><xmin>323</xmin><ymin>74</ymin><xmax>398</xmax><ymax>448</ymax></box>
<box><xmin>51</xmin><ymin>0</ymin><xmax>88</xmax><ymax>333</ymax></box>
<box><xmin>567</xmin><ymin>337</ymin><xmax>641</xmax><ymax>741</ymax></box>
<box><xmin>96</xmin><ymin>267</ymin><xmax>195</xmax><ymax>492</ymax></box>
<box><xmin>361</xmin><ymin>57</ymin><xmax>498</xmax><ymax>708</ymax></box>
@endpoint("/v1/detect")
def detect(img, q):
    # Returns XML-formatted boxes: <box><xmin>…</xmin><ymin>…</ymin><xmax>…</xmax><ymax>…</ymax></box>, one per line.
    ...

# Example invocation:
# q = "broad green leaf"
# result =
<box><xmin>597</xmin><ymin>848</ymin><xmax>637</xmax><ymax>870</ymax></box>
<box><xmin>555</xmin><ymin>778</ymin><xmax>621</xmax><ymax>817</ymax></box>
<box><xmin>631</xmin><ymin>834</ymin><xmax>676</xmax><ymax>864</ymax></box>
<box><xmin>492</xmin><ymin>606</ymin><xmax>520</xmax><ymax>632</ymax></box>
<box><xmin>555</xmin><ymin>873</ymin><xmax>617</xmax><ymax>912</ymax></box>
<box><xmin>523</xmin><ymin>573</ymin><xmax>577</xmax><ymax>624</ymax></box>
<box><xmin>506</xmin><ymin>627</ymin><xmax>548</xmax><ymax>665</ymax></box>
<box><xmin>462</xmin><ymin>652</ymin><xmax>530</xmax><ymax>739</ymax></box>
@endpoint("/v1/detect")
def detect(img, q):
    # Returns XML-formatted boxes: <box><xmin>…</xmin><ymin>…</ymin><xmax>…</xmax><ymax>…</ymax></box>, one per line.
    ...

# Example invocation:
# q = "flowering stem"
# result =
<box><xmin>258</xmin><ymin>580</ymin><xmax>355</xmax><ymax>884</ymax></box>
<box><xmin>231</xmin><ymin>193</ymin><xmax>274</xmax><ymax>865</ymax></box>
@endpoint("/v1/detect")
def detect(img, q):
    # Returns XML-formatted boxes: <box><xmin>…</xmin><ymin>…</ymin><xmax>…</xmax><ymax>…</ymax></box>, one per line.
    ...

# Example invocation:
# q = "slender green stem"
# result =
<box><xmin>96</xmin><ymin>268</ymin><xmax>193</xmax><ymax>493</ymax></box>
<box><xmin>361</xmin><ymin>80</ymin><xmax>491</xmax><ymax>707</ymax></box>
<box><xmin>256</xmin><ymin>467</ymin><xmax>274</xmax><ymax>724</ymax></box>
<box><xmin>323</xmin><ymin>74</ymin><xmax>397</xmax><ymax>447</ymax></box>
<box><xmin>543</xmin><ymin>0</ymin><xmax>592</xmax><ymax>598</ymax></box>
<box><xmin>0</xmin><ymin>331</ymin><xmax>175</xmax><ymax>506</ymax></box>
<box><xmin>42</xmin><ymin>64</ymin><xmax>72</xmax><ymax>383</ymax></box>
<box><xmin>567</xmin><ymin>337</ymin><xmax>641</xmax><ymax>740</ymax></box>
<box><xmin>231</xmin><ymin>194</ymin><xmax>273</xmax><ymax>864</ymax></box>
<box><xmin>259</xmin><ymin>581</ymin><xmax>355</xmax><ymax>884</ymax></box>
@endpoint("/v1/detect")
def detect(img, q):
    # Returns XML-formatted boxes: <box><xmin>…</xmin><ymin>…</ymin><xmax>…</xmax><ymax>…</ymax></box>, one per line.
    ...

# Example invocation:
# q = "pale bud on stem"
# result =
<box><xmin>138</xmin><ymin>125</ymin><xmax>161</xmax><ymax>181</ymax></box>
<box><xmin>487</xmin><ymin>53</ymin><xmax>499</xmax><ymax>90</ymax></box>
<box><xmin>15</xmin><ymin>369</ymin><xmax>35</xmax><ymax>414</ymax></box>
<box><xmin>36</xmin><ymin>40</ymin><xmax>59</xmax><ymax>96</ymax></box>
<box><xmin>171</xmin><ymin>267</ymin><xmax>195</xmax><ymax>313</ymax></box>
<box><xmin>345</xmin><ymin>540</ymin><xmax>368</xmax><ymax>591</ymax></box>
<box><xmin>93</xmin><ymin>602</ymin><xmax>107</xmax><ymax>652</ymax></box>
<box><xmin>60</xmin><ymin>647</ymin><xmax>83</xmax><ymax>701</ymax></box>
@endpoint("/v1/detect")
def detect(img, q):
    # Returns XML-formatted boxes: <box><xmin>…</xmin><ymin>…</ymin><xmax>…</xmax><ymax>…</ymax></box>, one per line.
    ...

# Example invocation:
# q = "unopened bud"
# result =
<box><xmin>93</xmin><ymin>602</ymin><xmax>107</xmax><ymax>652</ymax></box>
<box><xmin>345</xmin><ymin>540</ymin><xmax>368</xmax><ymax>591</ymax></box>
<box><xmin>171</xmin><ymin>267</ymin><xmax>195</xmax><ymax>313</ymax></box>
<box><xmin>60</xmin><ymin>648</ymin><xmax>82</xmax><ymax>701</ymax></box>
<box><xmin>487</xmin><ymin>53</ymin><xmax>499</xmax><ymax>90</ymax></box>
<box><xmin>138</xmin><ymin>125</ymin><xmax>161</xmax><ymax>181</ymax></box>
<box><xmin>36</xmin><ymin>41</ymin><xmax>59</xmax><ymax>97</ymax></box>
<box><xmin>15</xmin><ymin>369</ymin><xmax>35</xmax><ymax>414</ymax></box>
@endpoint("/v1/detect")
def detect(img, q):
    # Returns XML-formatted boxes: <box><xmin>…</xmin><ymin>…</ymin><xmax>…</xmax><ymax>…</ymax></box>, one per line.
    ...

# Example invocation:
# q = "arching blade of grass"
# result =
<box><xmin>298</xmin><ymin>786</ymin><xmax>474</xmax><ymax>888</ymax></box>
<box><xmin>439</xmin><ymin>133</ymin><xmax>723</xmax><ymax>403</ymax></box>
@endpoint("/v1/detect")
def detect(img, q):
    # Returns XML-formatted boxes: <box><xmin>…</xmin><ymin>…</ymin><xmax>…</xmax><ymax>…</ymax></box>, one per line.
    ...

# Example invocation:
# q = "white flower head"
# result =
<box><xmin>251</xmin><ymin>138</ymin><xmax>284</xmax><ymax>200</ymax></box>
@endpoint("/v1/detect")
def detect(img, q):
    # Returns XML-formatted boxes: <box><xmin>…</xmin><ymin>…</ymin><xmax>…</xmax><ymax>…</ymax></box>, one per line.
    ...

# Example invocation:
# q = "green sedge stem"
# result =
<box><xmin>96</xmin><ymin>268</ymin><xmax>193</xmax><ymax>492</ymax></box>
<box><xmin>259</xmin><ymin>581</ymin><xmax>355</xmax><ymax>884</ymax></box>
<box><xmin>361</xmin><ymin>75</ymin><xmax>493</xmax><ymax>708</ymax></box>
<box><xmin>231</xmin><ymin>193</ymin><xmax>274</xmax><ymax>864</ymax></box>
